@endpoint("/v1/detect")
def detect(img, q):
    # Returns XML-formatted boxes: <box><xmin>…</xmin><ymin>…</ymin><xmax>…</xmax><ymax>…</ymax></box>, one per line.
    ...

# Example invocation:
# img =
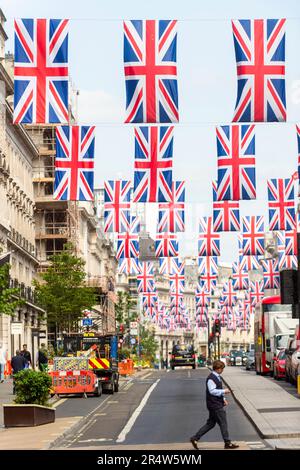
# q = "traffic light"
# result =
<box><xmin>214</xmin><ymin>319</ymin><xmax>221</xmax><ymax>335</ymax></box>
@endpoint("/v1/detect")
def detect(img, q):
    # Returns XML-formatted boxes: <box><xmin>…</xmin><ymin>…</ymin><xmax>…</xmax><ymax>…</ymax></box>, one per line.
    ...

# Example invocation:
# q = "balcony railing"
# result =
<box><xmin>35</xmin><ymin>223</ymin><xmax>69</xmax><ymax>238</ymax></box>
<box><xmin>85</xmin><ymin>276</ymin><xmax>115</xmax><ymax>292</ymax></box>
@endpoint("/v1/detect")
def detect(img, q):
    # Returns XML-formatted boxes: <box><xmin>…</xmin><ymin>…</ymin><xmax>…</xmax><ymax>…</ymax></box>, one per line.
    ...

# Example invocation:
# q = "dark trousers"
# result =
<box><xmin>193</xmin><ymin>408</ymin><xmax>230</xmax><ymax>442</ymax></box>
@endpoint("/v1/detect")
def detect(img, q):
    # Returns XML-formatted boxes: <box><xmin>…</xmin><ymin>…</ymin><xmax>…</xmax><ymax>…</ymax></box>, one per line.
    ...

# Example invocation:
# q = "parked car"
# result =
<box><xmin>229</xmin><ymin>350</ymin><xmax>243</xmax><ymax>366</ymax></box>
<box><xmin>245</xmin><ymin>350</ymin><xmax>255</xmax><ymax>371</ymax></box>
<box><xmin>170</xmin><ymin>344</ymin><xmax>196</xmax><ymax>370</ymax></box>
<box><xmin>273</xmin><ymin>350</ymin><xmax>286</xmax><ymax>380</ymax></box>
<box><xmin>285</xmin><ymin>338</ymin><xmax>300</xmax><ymax>384</ymax></box>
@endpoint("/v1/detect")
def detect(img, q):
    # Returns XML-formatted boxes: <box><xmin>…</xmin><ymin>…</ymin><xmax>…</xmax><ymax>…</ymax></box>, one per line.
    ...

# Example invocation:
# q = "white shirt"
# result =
<box><xmin>207</xmin><ymin>371</ymin><xmax>225</xmax><ymax>398</ymax></box>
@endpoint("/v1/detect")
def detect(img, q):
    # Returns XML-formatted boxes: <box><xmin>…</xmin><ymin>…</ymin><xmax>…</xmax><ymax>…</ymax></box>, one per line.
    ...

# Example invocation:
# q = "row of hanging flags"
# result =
<box><xmin>12</xmin><ymin>17</ymin><xmax>299</xmax><ymax>333</ymax></box>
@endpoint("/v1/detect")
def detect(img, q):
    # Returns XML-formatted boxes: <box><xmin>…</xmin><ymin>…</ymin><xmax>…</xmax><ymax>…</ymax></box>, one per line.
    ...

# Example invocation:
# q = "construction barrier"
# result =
<box><xmin>4</xmin><ymin>360</ymin><xmax>12</xmax><ymax>377</ymax></box>
<box><xmin>118</xmin><ymin>359</ymin><xmax>134</xmax><ymax>376</ymax></box>
<box><xmin>49</xmin><ymin>370</ymin><xmax>97</xmax><ymax>395</ymax></box>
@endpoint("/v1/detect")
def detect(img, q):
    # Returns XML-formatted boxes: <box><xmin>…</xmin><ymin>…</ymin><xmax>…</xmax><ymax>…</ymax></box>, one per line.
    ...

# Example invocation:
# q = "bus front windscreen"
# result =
<box><xmin>263</xmin><ymin>304</ymin><xmax>292</xmax><ymax>313</ymax></box>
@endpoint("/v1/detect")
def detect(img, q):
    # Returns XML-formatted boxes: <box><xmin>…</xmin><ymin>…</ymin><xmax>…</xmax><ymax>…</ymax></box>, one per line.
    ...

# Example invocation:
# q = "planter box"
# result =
<box><xmin>3</xmin><ymin>404</ymin><xmax>55</xmax><ymax>427</ymax></box>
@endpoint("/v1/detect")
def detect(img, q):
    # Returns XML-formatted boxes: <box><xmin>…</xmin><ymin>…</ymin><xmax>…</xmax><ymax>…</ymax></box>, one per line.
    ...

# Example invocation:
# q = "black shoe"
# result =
<box><xmin>224</xmin><ymin>442</ymin><xmax>239</xmax><ymax>449</ymax></box>
<box><xmin>190</xmin><ymin>438</ymin><xmax>199</xmax><ymax>450</ymax></box>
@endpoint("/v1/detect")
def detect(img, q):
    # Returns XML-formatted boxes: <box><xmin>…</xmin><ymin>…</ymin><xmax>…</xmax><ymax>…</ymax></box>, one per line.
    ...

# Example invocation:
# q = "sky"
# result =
<box><xmin>2</xmin><ymin>0</ymin><xmax>300</xmax><ymax>262</ymax></box>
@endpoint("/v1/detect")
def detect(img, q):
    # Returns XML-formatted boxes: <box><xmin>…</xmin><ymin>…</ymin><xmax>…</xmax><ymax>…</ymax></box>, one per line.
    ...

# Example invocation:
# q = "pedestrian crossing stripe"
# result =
<box><xmin>88</xmin><ymin>358</ymin><xmax>110</xmax><ymax>370</ymax></box>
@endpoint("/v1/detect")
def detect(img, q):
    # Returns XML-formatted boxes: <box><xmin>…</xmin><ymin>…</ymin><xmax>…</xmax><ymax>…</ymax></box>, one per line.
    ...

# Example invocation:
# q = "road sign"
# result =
<box><xmin>82</xmin><ymin>318</ymin><xmax>93</xmax><ymax>326</ymax></box>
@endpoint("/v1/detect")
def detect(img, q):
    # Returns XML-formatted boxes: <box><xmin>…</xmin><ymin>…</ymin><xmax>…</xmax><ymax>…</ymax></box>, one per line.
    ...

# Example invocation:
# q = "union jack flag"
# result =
<box><xmin>133</xmin><ymin>126</ymin><xmax>173</xmax><ymax>202</ymax></box>
<box><xmin>158</xmin><ymin>181</ymin><xmax>185</xmax><ymax>232</ymax></box>
<box><xmin>285</xmin><ymin>214</ymin><xmax>300</xmax><ymax>255</ymax></box>
<box><xmin>195</xmin><ymin>284</ymin><xmax>210</xmax><ymax>307</ymax></box>
<box><xmin>104</xmin><ymin>180</ymin><xmax>131</xmax><ymax>233</ymax></box>
<box><xmin>159</xmin><ymin>257</ymin><xmax>173</xmax><ymax>275</ymax></box>
<box><xmin>137</xmin><ymin>262</ymin><xmax>155</xmax><ymax>293</ymax></box>
<box><xmin>244</xmin><ymin>290</ymin><xmax>253</xmax><ymax>315</ymax></box>
<box><xmin>196</xmin><ymin>306</ymin><xmax>208</xmax><ymax>327</ymax></box>
<box><xmin>143</xmin><ymin>291</ymin><xmax>157</xmax><ymax>309</ymax></box>
<box><xmin>155</xmin><ymin>232</ymin><xmax>178</xmax><ymax>258</ymax></box>
<box><xmin>242</xmin><ymin>216</ymin><xmax>265</xmax><ymax>255</ymax></box>
<box><xmin>279</xmin><ymin>255</ymin><xmax>298</xmax><ymax>271</ymax></box>
<box><xmin>227</xmin><ymin>309</ymin><xmax>237</xmax><ymax>331</ymax></box>
<box><xmin>170</xmin><ymin>258</ymin><xmax>185</xmax><ymax>294</ymax></box>
<box><xmin>232</xmin><ymin>261</ymin><xmax>249</xmax><ymax>290</ymax></box>
<box><xmin>250</xmin><ymin>280</ymin><xmax>264</xmax><ymax>307</ymax></box>
<box><xmin>116</xmin><ymin>217</ymin><xmax>140</xmax><ymax>259</ymax></box>
<box><xmin>118</xmin><ymin>258</ymin><xmax>141</xmax><ymax>275</ymax></box>
<box><xmin>198</xmin><ymin>256</ymin><xmax>218</xmax><ymax>292</ymax></box>
<box><xmin>240</xmin><ymin>256</ymin><xmax>261</xmax><ymax>273</ymax></box>
<box><xmin>261</xmin><ymin>258</ymin><xmax>279</xmax><ymax>289</ymax></box>
<box><xmin>198</xmin><ymin>217</ymin><xmax>220</xmax><ymax>257</ymax></box>
<box><xmin>222</xmin><ymin>281</ymin><xmax>237</xmax><ymax>307</ymax></box>
<box><xmin>123</xmin><ymin>20</ymin><xmax>179</xmax><ymax>123</ymax></box>
<box><xmin>54</xmin><ymin>126</ymin><xmax>95</xmax><ymax>201</ymax></box>
<box><xmin>170</xmin><ymin>294</ymin><xmax>184</xmax><ymax>316</ymax></box>
<box><xmin>212</xmin><ymin>181</ymin><xmax>240</xmax><ymax>232</ymax></box>
<box><xmin>238</xmin><ymin>233</ymin><xmax>244</xmax><ymax>262</ymax></box>
<box><xmin>276</xmin><ymin>230</ymin><xmax>286</xmax><ymax>256</ymax></box>
<box><xmin>232</xmin><ymin>19</ymin><xmax>286</xmax><ymax>122</ymax></box>
<box><xmin>216</xmin><ymin>125</ymin><xmax>256</xmax><ymax>201</ymax></box>
<box><xmin>297</xmin><ymin>125</ymin><xmax>300</xmax><ymax>179</ymax></box>
<box><xmin>268</xmin><ymin>178</ymin><xmax>295</xmax><ymax>231</ymax></box>
<box><xmin>14</xmin><ymin>18</ymin><xmax>69</xmax><ymax>124</ymax></box>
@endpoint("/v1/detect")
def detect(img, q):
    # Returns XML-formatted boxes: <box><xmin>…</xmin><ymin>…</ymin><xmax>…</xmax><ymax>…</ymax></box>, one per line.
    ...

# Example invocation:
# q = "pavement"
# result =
<box><xmin>0</xmin><ymin>369</ymin><xmax>150</xmax><ymax>449</ymax></box>
<box><xmin>222</xmin><ymin>366</ymin><xmax>300</xmax><ymax>449</ymax></box>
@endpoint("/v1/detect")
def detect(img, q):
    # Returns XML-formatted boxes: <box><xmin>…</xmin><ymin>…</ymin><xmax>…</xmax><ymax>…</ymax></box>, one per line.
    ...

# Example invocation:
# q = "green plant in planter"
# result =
<box><xmin>14</xmin><ymin>369</ymin><xmax>52</xmax><ymax>407</ymax></box>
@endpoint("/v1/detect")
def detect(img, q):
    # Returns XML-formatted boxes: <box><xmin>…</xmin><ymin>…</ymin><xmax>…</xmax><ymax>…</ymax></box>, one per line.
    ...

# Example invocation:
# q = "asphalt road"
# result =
<box><xmin>55</xmin><ymin>368</ymin><xmax>266</xmax><ymax>449</ymax></box>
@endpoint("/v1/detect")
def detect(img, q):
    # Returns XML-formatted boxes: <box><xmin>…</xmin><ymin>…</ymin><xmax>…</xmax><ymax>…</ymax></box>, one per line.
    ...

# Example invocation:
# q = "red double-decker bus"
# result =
<box><xmin>254</xmin><ymin>296</ymin><xmax>297</xmax><ymax>375</ymax></box>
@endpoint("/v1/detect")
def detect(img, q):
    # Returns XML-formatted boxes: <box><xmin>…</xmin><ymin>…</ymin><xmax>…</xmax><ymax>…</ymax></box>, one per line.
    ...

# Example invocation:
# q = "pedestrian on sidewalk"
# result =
<box><xmin>0</xmin><ymin>343</ymin><xmax>7</xmax><ymax>382</ymax></box>
<box><xmin>11</xmin><ymin>350</ymin><xmax>27</xmax><ymax>394</ymax></box>
<box><xmin>36</xmin><ymin>343</ymin><xmax>48</xmax><ymax>372</ymax></box>
<box><xmin>20</xmin><ymin>344</ymin><xmax>32</xmax><ymax>368</ymax></box>
<box><xmin>190</xmin><ymin>360</ymin><xmax>239</xmax><ymax>450</ymax></box>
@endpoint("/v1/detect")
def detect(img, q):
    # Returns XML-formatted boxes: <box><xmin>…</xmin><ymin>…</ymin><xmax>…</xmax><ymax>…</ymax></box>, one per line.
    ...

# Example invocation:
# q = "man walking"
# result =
<box><xmin>36</xmin><ymin>343</ymin><xmax>48</xmax><ymax>372</ymax></box>
<box><xmin>190</xmin><ymin>360</ymin><xmax>239</xmax><ymax>450</ymax></box>
<box><xmin>20</xmin><ymin>344</ymin><xmax>32</xmax><ymax>368</ymax></box>
<box><xmin>11</xmin><ymin>350</ymin><xmax>27</xmax><ymax>394</ymax></box>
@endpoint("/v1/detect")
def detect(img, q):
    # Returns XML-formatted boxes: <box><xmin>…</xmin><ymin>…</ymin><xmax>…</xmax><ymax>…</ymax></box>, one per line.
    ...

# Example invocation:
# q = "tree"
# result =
<box><xmin>33</xmin><ymin>244</ymin><xmax>97</xmax><ymax>338</ymax></box>
<box><xmin>115</xmin><ymin>291</ymin><xmax>136</xmax><ymax>327</ymax></box>
<box><xmin>0</xmin><ymin>263</ymin><xmax>24</xmax><ymax>315</ymax></box>
<box><xmin>139</xmin><ymin>325</ymin><xmax>158</xmax><ymax>363</ymax></box>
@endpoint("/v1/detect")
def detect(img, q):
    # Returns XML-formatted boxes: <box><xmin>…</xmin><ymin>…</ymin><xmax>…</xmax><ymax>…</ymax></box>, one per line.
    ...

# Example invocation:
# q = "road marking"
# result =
<box><xmin>78</xmin><ymin>438</ymin><xmax>113</xmax><ymax>443</ymax></box>
<box><xmin>141</xmin><ymin>372</ymin><xmax>152</xmax><ymax>379</ymax></box>
<box><xmin>94</xmin><ymin>413</ymin><xmax>107</xmax><ymax>416</ymax></box>
<box><xmin>167</xmin><ymin>369</ymin><xmax>170</xmax><ymax>373</ymax></box>
<box><xmin>124</xmin><ymin>382</ymin><xmax>133</xmax><ymax>391</ymax></box>
<box><xmin>107</xmin><ymin>401</ymin><xmax>118</xmax><ymax>404</ymax></box>
<box><xmin>188</xmin><ymin>371</ymin><xmax>191</xmax><ymax>378</ymax></box>
<box><xmin>116</xmin><ymin>379</ymin><xmax>160</xmax><ymax>443</ymax></box>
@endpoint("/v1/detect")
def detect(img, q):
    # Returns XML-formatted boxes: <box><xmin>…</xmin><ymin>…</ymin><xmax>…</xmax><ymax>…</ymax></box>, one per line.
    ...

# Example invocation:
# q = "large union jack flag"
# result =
<box><xmin>54</xmin><ymin>126</ymin><xmax>95</xmax><ymax>201</ymax></box>
<box><xmin>242</xmin><ymin>216</ymin><xmax>265</xmax><ymax>255</ymax></box>
<box><xmin>133</xmin><ymin>126</ymin><xmax>173</xmax><ymax>202</ymax></box>
<box><xmin>216</xmin><ymin>125</ymin><xmax>256</xmax><ymax>201</ymax></box>
<box><xmin>232</xmin><ymin>261</ymin><xmax>249</xmax><ymax>290</ymax></box>
<box><xmin>118</xmin><ymin>258</ymin><xmax>141</xmax><ymax>275</ymax></box>
<box><xmin>155</xmin><ymin>232</ymin><xmax>178</xmax><ymax>258</ymax></box>
<box><xmin>279</xmin><ymin>254</ymin><xmax>298</xmax><ymax>271</ymax></box>
<box><xmin>143</xmin><ymin>291</ymin><xmax>157</xmax><ymax>309</ymax></box>
<box><xmin>222</xmin><ymin>281</ymin><xmax>237</xmax><ymax>307</ymax></box>
<box><xmin>198</xmin><ymin>256</ymin><xmax>218</xmax><ymax>292</ymax></box>
<box><xmin>198</xmin><ymin>217</ymin><xmax>220</xmax><ymax>257</ymax></box>
<box><xmin>212</xmin><ymin>181</ymin><xmax>240</xmax><ymax>232</ymax></box>
<box><xmin>267</xmin><ymin>178</ymin><xmax>295</xmax><ymax>231</ymax></box>
<box><xmin>123</xmin><ymin>20</ymin><xmax>179</xmax><ymax>123</ymax></box>
<box><xmin>14</xmin><ymin>18</ymin><xmax>69</xmax><ymax>124</ymax></box>
<box><xmin>285</xmin><ymin>214</ymin><xmax>300</xmax><ymax>255</ymax></box>
<box><xmin>104</xmin><ymin>180</ymin><xmax>131</xmax><ymax>233</ymax></box>
<box><xmin>195</xmin><ymin>284</ymin><xmax>210</xmax><ymax>307</ymax></box>
<box><xmin>250</xmin><ymin>280</ymin><xmax>264</xmax><ymax>307</ymax></box>
<box><xmin>137</xmin><ymin>262</ymin><xmax>155</xmax><ymax>293</ymax></box>
<box><xmin>170</xmin><ymin>258</ymin><xmax>185</xmax><ymax>294</ymax></box>
<box><xmin>232</xmin><ymin>19</ymin><xmax>286</xmax><ymax>122</ymax></box>
<box><xmin>261</xmin><ymin>258</ymin><xmax>280</xmax><ymax>289</ymax></box>
<box><xmin>158</xmin><ymin>181</ymin><xmax>185</xmax><ymax>232</ymax></box>
<box><xmin>159</xmin><ymin>257</ymin><xmax>173</xmax><ymax>275</ymax></box>
<box><xmin>116</xmin><ymin>217</ymin><xmax>140</xmax><ymax>259</ymax></box>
